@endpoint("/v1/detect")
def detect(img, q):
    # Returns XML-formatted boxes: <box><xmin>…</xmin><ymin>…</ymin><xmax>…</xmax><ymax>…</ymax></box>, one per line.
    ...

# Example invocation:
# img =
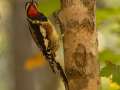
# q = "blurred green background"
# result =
<box><xmin>0</xmin><ymin>0</ymin><xmax>120</xmax><ymax>90</ymax></box>
<box><xmin>97</xmin><ymin>0</ymin><xmax>120</xmax><ymax>90</ymax></box>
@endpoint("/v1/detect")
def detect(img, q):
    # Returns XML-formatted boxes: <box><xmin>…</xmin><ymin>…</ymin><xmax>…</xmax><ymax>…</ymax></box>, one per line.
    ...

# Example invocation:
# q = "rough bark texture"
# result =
<box><xmin>58</xmin><ymin>0</ymin><xmax>100</xmax><ymax>90</ymax></box>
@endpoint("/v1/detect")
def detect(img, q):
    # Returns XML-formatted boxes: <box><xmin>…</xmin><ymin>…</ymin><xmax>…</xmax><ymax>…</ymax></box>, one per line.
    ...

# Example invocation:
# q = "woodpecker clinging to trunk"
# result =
<box><xmin>25</xmin><ymin>0</ymin><xmax>69</xmax><ymax>89</ymax></box>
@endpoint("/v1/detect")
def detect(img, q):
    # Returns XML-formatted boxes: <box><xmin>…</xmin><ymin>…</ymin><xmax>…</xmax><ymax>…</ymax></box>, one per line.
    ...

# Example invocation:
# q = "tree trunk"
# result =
<box><xmin>11</xmin><ymin>0</ymin><xmax>35</xmax><ymax>90</ymax></box>
<box><xmin>0</xmin><ymin>1</ymin><xmax>15</xmax><ymax>90</ymax></box>
<box><xmin>58</xmin><ymin>0</ymin><xmax>100</xmax><ymax>90</ymax></box>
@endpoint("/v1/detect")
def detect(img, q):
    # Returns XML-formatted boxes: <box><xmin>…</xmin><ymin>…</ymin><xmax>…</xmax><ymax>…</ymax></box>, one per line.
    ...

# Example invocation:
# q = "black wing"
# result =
<box><xmin>28</xmin><ymin>21</ymin><xmax>47</xmax><ymax>52</ymax></box>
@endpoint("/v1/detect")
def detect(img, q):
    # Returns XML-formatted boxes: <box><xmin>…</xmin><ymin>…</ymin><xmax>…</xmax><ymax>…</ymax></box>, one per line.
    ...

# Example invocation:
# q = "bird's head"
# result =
<box><xmin>25</xmin><ymin>0</ymin><xmax>38</xmax><ymax>17</ymax></box>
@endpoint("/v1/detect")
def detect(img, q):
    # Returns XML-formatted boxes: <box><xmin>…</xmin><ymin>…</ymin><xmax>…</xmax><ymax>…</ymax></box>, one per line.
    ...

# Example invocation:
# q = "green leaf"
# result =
<box><xmin>112</xmin><ymin>65</ymin><xmax>120</xmax><ymax>84</ymax></box>
<box><xmin>100</xmin><ymin>64</ymin><xmax>112</xmax><ymax>77</ymax></box>
<box><xmin>101</xmin><ymin>62</ymin><xmax>120</xmax><ymax>85</ymax></box>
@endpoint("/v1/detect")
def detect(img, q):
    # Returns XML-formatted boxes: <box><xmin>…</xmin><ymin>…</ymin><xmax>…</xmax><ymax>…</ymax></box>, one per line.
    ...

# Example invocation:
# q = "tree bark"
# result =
<box><xmin>58</xmin><ymin>0</ymin><xmax>100</xmax><ymax>90</ymax></box>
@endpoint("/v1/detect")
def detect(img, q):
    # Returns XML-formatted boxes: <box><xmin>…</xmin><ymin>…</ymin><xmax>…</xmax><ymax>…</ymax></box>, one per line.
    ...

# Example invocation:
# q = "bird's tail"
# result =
<box><xmin>47</xmin><ymin>53</ymin><xmax>69</xmax><ymax>90</ymax></box>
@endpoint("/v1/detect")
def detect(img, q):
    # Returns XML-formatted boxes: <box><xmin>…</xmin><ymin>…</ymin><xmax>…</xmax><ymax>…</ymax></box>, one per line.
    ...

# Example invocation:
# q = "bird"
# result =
<box><xmin>25</xmin><ymin>0</ymin><xmax>69</xmax><ymax>89</ymax></box>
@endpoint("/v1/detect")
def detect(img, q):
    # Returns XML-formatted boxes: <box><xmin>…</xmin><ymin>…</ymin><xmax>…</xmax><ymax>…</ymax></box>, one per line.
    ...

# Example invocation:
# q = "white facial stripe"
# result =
<box><xmin>25</xmin><ymin>3</ymin><xmax>30</xmax><ymax>11</ymax></box>
<box><xmin>27</xmin><ymin>18</ymin><xmax>41</xmax><ymax>24</ymax></box>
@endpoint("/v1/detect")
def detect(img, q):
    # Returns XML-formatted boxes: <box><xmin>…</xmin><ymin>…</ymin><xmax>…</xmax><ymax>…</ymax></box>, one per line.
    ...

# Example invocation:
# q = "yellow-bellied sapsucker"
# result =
<box><xmin>25</xmin><ymin>0</ymin><xmax>68</xmax><ymax>89</ymax></box>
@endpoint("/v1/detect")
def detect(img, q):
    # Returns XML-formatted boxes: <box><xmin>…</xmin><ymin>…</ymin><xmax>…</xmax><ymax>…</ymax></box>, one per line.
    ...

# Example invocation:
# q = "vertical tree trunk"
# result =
<box><xmin>0</xmin><ymin>1</ymin><xmax>15</xmax><ymax>90</ymax></box>
<box><xmin>11</xmin><ymin>0</ymin><xmax>35</xmax><ymax>90</ymax></box>
<box><xmin>58</xmin><ymin>0</ymin><xmax>100</xmax><ymax>90</ymax></box>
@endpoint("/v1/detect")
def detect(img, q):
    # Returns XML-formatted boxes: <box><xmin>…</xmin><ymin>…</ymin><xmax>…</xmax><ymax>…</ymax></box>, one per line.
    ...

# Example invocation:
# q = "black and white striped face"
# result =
<box><xmin>25</xmin><ymin>1</ymin><xmax>48</xmax><ymax>24</ymax></box>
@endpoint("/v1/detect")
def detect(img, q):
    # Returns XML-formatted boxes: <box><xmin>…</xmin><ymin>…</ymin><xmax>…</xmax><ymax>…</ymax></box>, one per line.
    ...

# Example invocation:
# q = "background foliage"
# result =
<box><xmin>97</xmin><ymin>0</ymin><xmax>120</xmax><ymax>90</ymax></box>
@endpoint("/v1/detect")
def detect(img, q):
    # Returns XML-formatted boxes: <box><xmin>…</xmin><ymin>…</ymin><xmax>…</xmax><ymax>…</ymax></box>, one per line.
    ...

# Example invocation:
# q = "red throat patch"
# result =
<box><xmin>28</xmin><ymin>5</ymin><xmax>38</xmax><ymax>17</ymax></box>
